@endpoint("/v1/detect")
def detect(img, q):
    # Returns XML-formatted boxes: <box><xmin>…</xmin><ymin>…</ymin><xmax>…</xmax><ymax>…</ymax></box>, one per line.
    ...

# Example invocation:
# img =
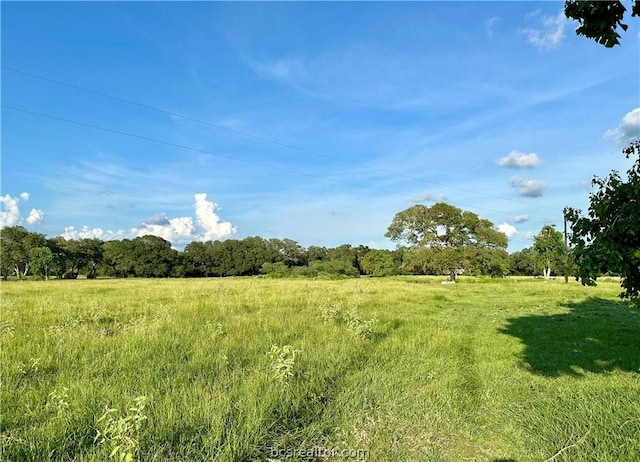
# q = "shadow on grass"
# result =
<box><xmin>499</xmin><ymin>297</ymin><xmax>640</xmax><ymax>377</ymax></box>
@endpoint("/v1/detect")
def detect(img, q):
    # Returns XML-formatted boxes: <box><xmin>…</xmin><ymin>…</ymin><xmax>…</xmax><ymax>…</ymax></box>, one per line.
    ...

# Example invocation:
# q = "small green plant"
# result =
<box><xmin>95</xmin><ymin>395</ymin><xmax>148</xmax><ymax>462</ymax></box>
<box><xmin>318</xmin><ymin>299</ymin><xmax>341</xmax><ymax>324</ymax></box>
<box><xmin>266</xmin><ymin>345</ymin><xmax>301</xmax><ymax>385</ymax></box>
<box><xmin>0</xmin><ymin>319</ymin><xmax>15</xmax><ymax>336</ymax></box>
<box><xmin>47</xmin><ymin>387</ymin><xmax>70</xmax><ymax>414</ymax></box>
<box><xmin>18</xmin><ymin>357</ymin><xmax>40</xmax><ymax>376</ymax></box>
<box><xmin>346</xmin><ymin>311</ymin><xmax>377</xmax><ymax>340</ymax></box>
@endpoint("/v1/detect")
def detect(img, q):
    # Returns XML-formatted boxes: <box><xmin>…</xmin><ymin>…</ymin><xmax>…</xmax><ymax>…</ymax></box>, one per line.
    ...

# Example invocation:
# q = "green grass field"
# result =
<box><xmin>1</xmin><ymin>277</ymin><xmax>639</xmax><ymax>461</ymax></box>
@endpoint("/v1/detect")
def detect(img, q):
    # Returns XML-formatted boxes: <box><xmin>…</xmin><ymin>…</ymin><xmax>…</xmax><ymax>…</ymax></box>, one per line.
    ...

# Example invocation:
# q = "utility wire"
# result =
<box><xmin>2</xmin><ymin>65</ymin><xmax>559</xmax><ymax>212</ymax></box>
<box><xmin>2</xmin><ymin>104</ymin><xmax>554</xmax><ymax>224</ymax></box>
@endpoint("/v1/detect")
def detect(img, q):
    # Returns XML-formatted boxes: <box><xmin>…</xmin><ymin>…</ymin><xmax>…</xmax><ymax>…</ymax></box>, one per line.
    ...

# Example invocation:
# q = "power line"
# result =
<box><xmin>2</xmin><ymin>65</ymin><xmax>559</xmax><ymax>212</ymax></box>
<box><xmin>2</xmin><ymin>104</ymin><xmax>553</xmax><ymax>224</ymax></box>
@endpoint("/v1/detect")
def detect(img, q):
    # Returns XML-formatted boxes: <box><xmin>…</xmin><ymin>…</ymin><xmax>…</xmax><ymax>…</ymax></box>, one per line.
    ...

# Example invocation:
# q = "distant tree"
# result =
<box><xmin>565</xmin><ymin>142</ymin><xmax>640</xmax><ymax>302</ymax></box>
<box><xmin>386</xmin><ymin>202</ymin><xmax>507</xmax><ymax>282</ymax></box>
<box><xmin>45</xmin><ymin>237</ymin><xmax>69</xmax><ymax>278</ymax></box>
<box><xmin>533</xmin><ymin>225</ymin><xmax>565</xmax><ymax>279</ymax></box>
<box><xmin>0</xmin><ymin>226</ymin><xmax>45</xmax><ymax>277</ymax></box>
<box><xmin>129</xmin><ymin>235</ymin><xmax>178</xmax><ymax>277</ymax></box>
<box><xmin>360</xmin><ymin>249</ymin><xmax>398</xmax><ymax>277</ymax></box>
<box><xmin>509</xmin><ymin>247</ymin><xmax>537</xmax><ymax>276</ymax></box>
<box><xmin>268</xmin><ymin>238</ymin><xmax>307</xmax><ymax>267</ymax></box>
<box><xmin>77</xmin><ymin>239</ymin><xmax>104</xmax><ymax>279</ymax></box>
<box><xmin>307</xmin><ymin>246</ymin><xmax>328</xmax><ymax>262</ymax></box>
<box><xmin>103</xmin><ymin>239</ymin><xmax>136</xmax><ymax>277</ymax></box>
<box><xmin>183</xmin><ymin>241</ymin><xmax>212</xmax><ymax>277</ymax></box>
<box><xmin>29</xmin><ymin>246</ymin><xmax>54</xmax><ymax>280</ymax></box>
<box><xmin>565</xmin><ymin>0</ymin><xmax>640</xmax><ymax>47</ymax></box>
<box><xmin>465</xmin><ymin>247</ymin><xmax>510</xmax><ymax>278</ymax></box>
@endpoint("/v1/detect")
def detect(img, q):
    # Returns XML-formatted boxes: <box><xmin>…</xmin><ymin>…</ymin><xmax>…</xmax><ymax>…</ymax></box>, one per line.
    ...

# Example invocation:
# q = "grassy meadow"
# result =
<box><xmin>1</xmin><ymin>276</ymin><xmax>639</xmax><ymax>461</ymax></box>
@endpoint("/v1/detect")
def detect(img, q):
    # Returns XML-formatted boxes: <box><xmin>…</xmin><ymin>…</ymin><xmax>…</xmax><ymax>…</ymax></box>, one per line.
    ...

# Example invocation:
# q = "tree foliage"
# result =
<box><xmin>29</xmin><ymin>246</ymin><xmax>54</xmax><ymax>280</ymax></box>
<box><xmin>566</xmin><ymin>142</ymin><xmax>640</xmax><ymax>302</ymax></box>
<box><xmin>533</xmin><ymin>225</ymin><xmax>566</xmax><ymax>279</ymax></box>
<box><xmin>386</xmin><ymin>202</ymin><xmax>508</xmax><ymax>281</ymax></box>
<box><xmin>565</xmin><ymin>0</ymin><xmax>640</xmax><ymax>47</ymax></box>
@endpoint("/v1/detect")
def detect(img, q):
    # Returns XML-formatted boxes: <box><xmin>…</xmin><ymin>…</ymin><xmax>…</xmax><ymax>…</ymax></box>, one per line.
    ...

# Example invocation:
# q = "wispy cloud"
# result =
<box><xmin>245</xmin><ymin>55</ymin><xmax>306</xmax><ymax>82</ymax></box>
<box><xmin>498</xmin><ymin>150</ymin><xmax>542</xmax><ymax>168</ymax></box>
<box><xmin>510</xmin><ymin>214</ymin><xmax>530</xmax><ymax>224</ymax></box>
<box><xmin>412</xmin><ymin>191</ymin><xmax>448</xmax><ymax>203</ymax></box>
<box><xmin>509</xmin><ymin>177</ymin><xmax>547</xmax><ymax>197</ymax></box>
<box><xmin>522</xmin><ymin>10</ymin><xmax>567</xmax><ymax>50</ymax></box>
<box><xmin>604</xmin><ymin>107</ymin><xmax>640</xmax><ymax>144</ymax></box>
<box><xmin>485</xmin><ymin>16</ymin><xmax>502</xmax><ymax>38</ymax></box>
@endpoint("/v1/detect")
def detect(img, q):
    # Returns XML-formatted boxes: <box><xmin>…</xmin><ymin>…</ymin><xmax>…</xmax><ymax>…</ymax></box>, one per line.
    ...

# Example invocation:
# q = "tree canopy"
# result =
<box><xmin>566</xmin><ymin>142</ymin><xmax>640</xmax><ymax>302</ymax></box>
<box><xmin>385</xmin><ymin>202</ymin><xmax>508</xmax><ymax>281</ymax></box>
<box><xmin>565</xmin><ymin>0</ymin><xmax>640</xmax><ymax>47</ymax></box>
<box><xmin>533</xmin><ymin>225</ymin><xmax>566</xmax><ymax>279</ymax></box>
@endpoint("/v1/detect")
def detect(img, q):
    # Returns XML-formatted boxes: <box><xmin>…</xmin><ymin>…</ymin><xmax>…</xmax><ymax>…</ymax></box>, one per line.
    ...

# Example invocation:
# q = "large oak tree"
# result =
<box><xmin>385</xmin><ymin>202</ymin><xmax>507</xmax><ymax>282</ymax></box>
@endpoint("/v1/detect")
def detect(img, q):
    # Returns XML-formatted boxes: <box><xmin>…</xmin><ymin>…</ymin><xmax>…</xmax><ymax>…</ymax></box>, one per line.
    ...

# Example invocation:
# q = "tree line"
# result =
<box><xmin>0</xmin><ymin>217</ymin><xmax>569</xmax><ymax>281</ymax></box>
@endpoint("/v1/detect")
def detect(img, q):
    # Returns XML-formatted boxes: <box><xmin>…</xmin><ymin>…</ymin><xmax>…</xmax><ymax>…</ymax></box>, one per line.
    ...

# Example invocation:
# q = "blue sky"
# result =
<box><xmin>2</xmin><ymin>1</ymin><xmax>639</xmax><ymax>251</ymax></box>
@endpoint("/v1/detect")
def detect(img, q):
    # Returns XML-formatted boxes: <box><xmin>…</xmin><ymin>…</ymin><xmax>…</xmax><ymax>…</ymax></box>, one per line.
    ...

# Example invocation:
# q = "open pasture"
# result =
<box><xmin>1</xmin><ymin>277</ymin><xmax>639</xmax><ymax>461</ymax></box>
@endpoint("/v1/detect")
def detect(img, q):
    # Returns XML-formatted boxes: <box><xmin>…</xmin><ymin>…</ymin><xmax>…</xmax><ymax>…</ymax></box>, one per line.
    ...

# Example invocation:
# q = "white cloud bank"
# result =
<box><xmin>61</xmin><ymin>193</ymin><xmax>236</xmax><ymax>246</ymax></box>
<box><xmin>509</xmin><ymin>177</ymin><xmax>547</xmax><ymax>197</ymax></box>
<box><xmin>605</xmin><ymin>107</ymin><xmax>640</xmax><ymax>144</ymax></box>
<box><xmin>522</xmin><ymin>10</ymin><xmax>567</xmax><ymax>50</ymax></box>
<box><xmin>0</xmin><ymin>193</ymin><xmax>44</xmax><ymax>228</ymax></box>
<box><xmin>497</xmin><ymin>150</ymin><xmax>541</xmax><ymax>168</ymax></box>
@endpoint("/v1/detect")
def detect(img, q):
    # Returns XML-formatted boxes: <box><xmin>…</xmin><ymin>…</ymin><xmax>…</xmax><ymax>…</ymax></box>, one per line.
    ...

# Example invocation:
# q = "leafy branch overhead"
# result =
<box><xmin>565</xmin><ymin>0</ymin><xmax>640</xmax><ymax>47</ymax></box>
<box><xmin>565</xmin><ymin>141</ymin><xmax>640</xmax><ymax>302</ymax></box>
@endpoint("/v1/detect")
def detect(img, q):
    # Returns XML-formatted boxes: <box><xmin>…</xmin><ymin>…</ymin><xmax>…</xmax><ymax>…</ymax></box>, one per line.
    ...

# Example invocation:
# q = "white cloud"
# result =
<box><xmin>522</xmin><ymin>10</ymin><xmax>567</xmax><ymax>50</ymax></box>
<box><xmin>60</xmin><ymin>193</ymin><xmax>236</xmax><ymax>246</ymax></box>
<box><xmin>497</xmin><ymin>150</ymin><xmax>541</xmax><ymax>168</ymax></box>
<box><xmin>1</xmin><ymin>192</ymin><xmax>47</xmax><ymax>228</ymax></box>
<box><xmin>498</xmin><ymin>223</ymin><xmax>517</xmax><ymax>239</ymax></box>
<box><xmin>412</xmin><ymin>191</ymin><xmax>448</xmax><ymax>203</ymax></box>
<box><xmin>194</xmin><ymin>193</ymin><xmax>237</xmax><ymax>241</ymax></box>
<box><xmin>485</xmin><ymin>17</ymin><xmax>502</xmax><ymax>38</ymax></box>
<box><xmin>605</xmin><ymin>107</ymin><xmax>640</xmax><ymax>144</ymax></box>
<box><xmin>132</xmin><ymin>216</ymin><xmax>196</xmax><ymax>244</ymax></box>
<box><xmin>25</xmin><ymin>208</ymin><xmax>44</xmax><ymax>225</ymax></box>
<box><xmin>509</xmin><ymin>177</ymin><xmax>547</xmax><ymax>197</ymax></box>
<box><xmin>61</xmin><ymin>226</ymin><xmax>126</xmax><ymax>241</ymax></box>
<box><xmin>0</xmin><ymin>195</ymin><xmax>21</xmax><ymax>228</ymax></box>
<box><xmin>510</xmin><ymin>214</ymin><xmax>530</xmax><ymax>224</ymax></box>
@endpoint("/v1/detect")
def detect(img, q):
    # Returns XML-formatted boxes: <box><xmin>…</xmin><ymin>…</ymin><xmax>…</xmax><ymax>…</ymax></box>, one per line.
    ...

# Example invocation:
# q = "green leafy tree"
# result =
<box><xmin>268</xmin><ymin>238</ymin><xmax>307</xmax><ymax>267</ymax></box>
<box><xmin>565</xmin><ymin>142</ymin><xmax>640</xmax><ymax>302</ymax></box>
<box><xmin>533</xmin><ymin>225</ymin><xmax>565</xmax><ymax>279</ymax></box>
<box><xmin>565</xmin><ymin>0</ymin><xmax>640</xmax><ymax>47</ymax></box>
<box><xmin>386</xmin><ymin>202</ymin><xmax>507</xmax><ymax>282</ymax></box>
<box><xmin>307</xmin><ymin>245</ymin><xmax>328</xmax><ymax>262</ymax></box>
<box><xmin>103</xmin><ymin>239</ymin><xmax>136</xmax><ymax>278</ymax></box>
<box><xmin>509</xmin><ymin>247</ymin><xmax>537</xmax><ymax>276</ymax></box>
<box><xmin>129</xmin><ymin>235</ymin><xmax>178</xmax><ymax>277</ymax></box>
<box><xmin>0</xmin><ymin>226</ymin><xmax>45</xmax><ymax>278</ymax></box>
<box><xmin>360</xmin><ymin>249</ymin><xmax>398</xmax><ymax>277</ymax></box>
<box><xmin>29</xmin><ymin>246</ymin><xmax>54</xmax><ymax>280</ymax></box>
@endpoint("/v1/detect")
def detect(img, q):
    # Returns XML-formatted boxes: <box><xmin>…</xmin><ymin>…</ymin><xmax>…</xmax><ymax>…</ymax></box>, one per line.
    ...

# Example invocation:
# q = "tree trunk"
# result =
<box><xmin>449</xmin><ymin>269</ymin><xmax>457</xmax><ymax>282</ymax></box>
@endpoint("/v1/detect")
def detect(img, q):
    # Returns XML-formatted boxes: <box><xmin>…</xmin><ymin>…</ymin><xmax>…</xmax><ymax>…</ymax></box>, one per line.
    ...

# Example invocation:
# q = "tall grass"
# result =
<box><xmin>1</xmin><ymin>277</ymin><xmax>638</xmax><ymax>461</ymax></box>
